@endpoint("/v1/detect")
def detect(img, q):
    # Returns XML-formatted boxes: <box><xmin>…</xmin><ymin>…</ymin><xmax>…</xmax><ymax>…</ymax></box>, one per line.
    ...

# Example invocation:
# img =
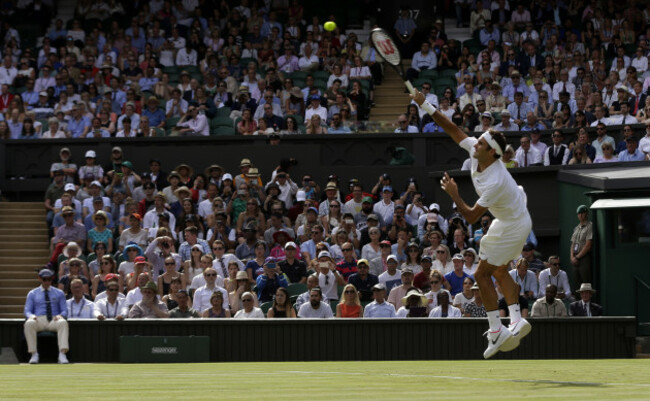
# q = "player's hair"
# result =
<box><xmin>487</xmin><ymin>130</ymin><xmax>507</xmax><ymax>159</ymax></box>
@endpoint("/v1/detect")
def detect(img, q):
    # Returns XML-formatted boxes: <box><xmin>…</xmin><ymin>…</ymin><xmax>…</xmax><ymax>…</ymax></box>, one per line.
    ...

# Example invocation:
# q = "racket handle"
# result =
<box><xmin>405</xmin><ymin>80</ymin><xmax>415</xmax><ymax>95</ymax></box>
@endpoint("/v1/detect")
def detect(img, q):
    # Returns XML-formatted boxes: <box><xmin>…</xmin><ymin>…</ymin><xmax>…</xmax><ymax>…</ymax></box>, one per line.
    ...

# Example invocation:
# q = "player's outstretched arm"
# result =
<box><xmin>412</xmin><ymin>90</ymin><xmax>468</xmax><ymax>145</ymax></box>
<box><xmin>440</xmin><ymin>172</ymin><xmax>487</xmax><ymax>224</ymax></box>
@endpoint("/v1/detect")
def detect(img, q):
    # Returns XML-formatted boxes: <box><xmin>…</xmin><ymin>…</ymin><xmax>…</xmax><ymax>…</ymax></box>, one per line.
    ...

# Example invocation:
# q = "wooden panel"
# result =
<box><xmin>0</xmin><ymin>318</ymin><xmax>636</xmax><ymax>363</ymax></box>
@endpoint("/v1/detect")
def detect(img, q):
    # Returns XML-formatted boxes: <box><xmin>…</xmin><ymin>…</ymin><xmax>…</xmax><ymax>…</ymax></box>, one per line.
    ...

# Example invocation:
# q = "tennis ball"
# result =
<box><xmin>324</xmin><ymin>21</ymin><xmax>337</xmax><ymax>31</ymax></box>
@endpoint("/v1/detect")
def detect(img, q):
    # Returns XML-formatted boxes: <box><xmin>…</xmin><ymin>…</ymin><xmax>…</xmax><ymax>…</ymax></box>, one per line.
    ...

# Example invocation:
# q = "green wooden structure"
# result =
<box><xmin>557</xmin><ymin>165</ymin><xmax>650</xmax><ymax>334</ymax></box>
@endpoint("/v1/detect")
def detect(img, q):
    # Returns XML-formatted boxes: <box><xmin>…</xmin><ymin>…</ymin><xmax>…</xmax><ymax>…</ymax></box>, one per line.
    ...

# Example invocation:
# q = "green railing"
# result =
<box><xmin>634</xmin><ymin>276</ymin><xmax>650</xmax><ymax>336</ymax></box>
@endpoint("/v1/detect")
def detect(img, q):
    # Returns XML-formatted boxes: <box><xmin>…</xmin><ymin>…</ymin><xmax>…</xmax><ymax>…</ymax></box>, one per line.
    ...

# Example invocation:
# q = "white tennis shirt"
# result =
<box><xmin>459</xmin><ymin>137</ymin><xmax>529</xmax><ymax>223</ymax></box>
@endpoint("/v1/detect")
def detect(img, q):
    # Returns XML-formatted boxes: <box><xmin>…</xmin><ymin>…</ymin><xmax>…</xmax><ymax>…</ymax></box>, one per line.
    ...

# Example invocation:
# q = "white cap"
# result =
<box><xmin>386</xmin><ymin>255</ymin><xmax>398</xmax><ymax>263</ymax></box>
<box><xmin>90</xmin><ymin>180</ymin><xmax>102</xmax><ymax>188</ymax></box>
<box><xmin>222</xmin><ymin>173</ymin><xmax>233</xmax><ymax>181</ymax></box>
<box><xmin>284</xmin><ymin>241</ymin><xmax>297</xmax><ymax>250</ymax></box>
<box><xmin>296</xmin><ymin>190</ymin><xmax>306</xmax><ymax>202</ymax></box>
<box><xmin>64</xmin><ymin>183</ymin><xmax>75</xmax><ymax>191</ymax></box>
<box><xmin>429</xmin><ymin>203</ymin><xmax>440</xmax><ymax>212</ymax></box>
<box><xmin>85</xmin><ymin>150</ymin><xmax>96</xmax><ymax>158</ymax></box>
<box><xmin>317</xmin><ymin>250</ymin><xmax>332</xmax><ymax>259</ymax></box>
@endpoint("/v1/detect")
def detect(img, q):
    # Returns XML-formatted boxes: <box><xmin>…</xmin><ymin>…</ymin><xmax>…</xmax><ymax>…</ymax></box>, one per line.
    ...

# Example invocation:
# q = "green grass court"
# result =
<box><xmin>2</xmin><ymin>360</ymin><xmax>649</xmax><ymax>399</ymax></box>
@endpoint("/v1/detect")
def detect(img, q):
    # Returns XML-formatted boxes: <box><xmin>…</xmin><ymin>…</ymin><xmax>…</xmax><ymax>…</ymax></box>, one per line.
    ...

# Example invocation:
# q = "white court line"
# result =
<box><xmin>5</xmin><ymin>369</ymin><xmax>650</xmax><ymax>388</ymax></box>
<box><xmin>282</xmin><ymin>371</ymin><xmax>650</xmax><ymax>388</ymax></box>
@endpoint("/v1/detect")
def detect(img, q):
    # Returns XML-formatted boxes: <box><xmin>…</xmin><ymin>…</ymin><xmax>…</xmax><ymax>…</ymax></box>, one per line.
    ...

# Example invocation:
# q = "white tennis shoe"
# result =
<box><xmin>501</xmin><ymin>319</ymin><xmax>532</xmax><ymax>352</ymax></box>
<box><xmin>29</xmin><ymin>353</ymin><xmax>39</xmax><ymax>364</ymax></box>
<box><xmin>58</xmin><ymin>352</ymin><xmax>69</xmax><ymax>364</ymax></box>
<box><xmin>483</xmin><ymin>325</ymin><xmax>513</xmax><ymax>359</ymax></box>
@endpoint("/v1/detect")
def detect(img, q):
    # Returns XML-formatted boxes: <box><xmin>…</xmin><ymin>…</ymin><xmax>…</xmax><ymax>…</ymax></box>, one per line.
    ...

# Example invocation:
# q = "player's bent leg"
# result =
<box><xmin>475</xmin><ymin>260</ymin><xmax>513</xmax><ymax>359</ymax></box>
<box><xmin>493</xmin><ymin>266</ymin><xmax>532</xmax><ymax>352</ymax></box>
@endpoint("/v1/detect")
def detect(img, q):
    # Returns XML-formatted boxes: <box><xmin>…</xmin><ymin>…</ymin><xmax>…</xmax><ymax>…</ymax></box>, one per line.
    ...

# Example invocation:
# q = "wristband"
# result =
<box><xmin>421</xmin><ymin>101</ymin><xmax>437</xmax><ymax>115</ymax></box>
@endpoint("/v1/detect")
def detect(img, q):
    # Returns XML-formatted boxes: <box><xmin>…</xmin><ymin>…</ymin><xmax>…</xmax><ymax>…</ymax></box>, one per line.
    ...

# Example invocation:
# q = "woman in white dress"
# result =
<box><xmin>432</xmin><ymin>244</ymin><xmax>453</xmax><ymax>274</ymax></box>
<box><xmin>41</xmin><ymin>117</ymin><xmax>67</xmax><ymax>139</ymax></box>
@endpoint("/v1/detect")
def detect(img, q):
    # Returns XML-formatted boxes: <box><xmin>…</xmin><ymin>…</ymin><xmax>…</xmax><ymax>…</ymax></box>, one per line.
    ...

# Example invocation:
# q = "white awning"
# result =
<box><xmin>590</xmin><ymin>198</ymin><xmax>650</xmax><ymax>209</ymax></box>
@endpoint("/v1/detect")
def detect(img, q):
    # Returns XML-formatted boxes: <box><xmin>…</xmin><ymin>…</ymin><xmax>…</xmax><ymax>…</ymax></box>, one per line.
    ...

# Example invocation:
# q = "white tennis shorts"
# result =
<box><xmin>478</xmin><ymin>214</ymin><xmax>532</xmax><ymax>267</ymax></box>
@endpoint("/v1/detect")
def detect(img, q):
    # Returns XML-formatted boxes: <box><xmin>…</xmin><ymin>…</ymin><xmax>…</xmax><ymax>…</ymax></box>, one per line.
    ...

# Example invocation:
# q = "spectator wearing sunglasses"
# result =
<box><xmin>538</xmin><ymin>256</ymin><xmax>572</xmax><ymax>301</ymax></box>
<box><xmin>24</xmin><ymin>268</ymin><xmax>69</xmax><ymax>364</ymax></box>
<box><xmin>233</xmin><ymin>291</ymin><xmax>265</xmax><ymax>318</ymax></box>
<box><xmin>192</xmin><ymin>267</ymin><xmax>230</xmax><ymax>313</ymax></box>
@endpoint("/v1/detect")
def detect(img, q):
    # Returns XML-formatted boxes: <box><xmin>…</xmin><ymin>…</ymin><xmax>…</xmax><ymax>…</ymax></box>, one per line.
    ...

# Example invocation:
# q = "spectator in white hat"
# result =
<box><xmin>377</xmin><ymin>254</ymin><xmax>402</xmax><ymax>293</ymax></box>
<box><xmin>278</xmin><ymin>241</ymin><xmax>308</xmax><ymax>283</ymax></box>
<box><xmin>316</xmin><ymin>250</ymin><xmax>344</xmax><ymax>302</ymax></box>
<box><xmin>50</xmin><ymin>147</ymin><xmax>78</xmax><ymax>184</ymax></box>
<box><xmin>569</xmin><ymin>283</ymin><xmax>602</xmax><ymax>316</ymax></box>
<box><xmin>81</xmin><ymin>180</ymin><xmax>110</xmax><ymax>218</ymax></box>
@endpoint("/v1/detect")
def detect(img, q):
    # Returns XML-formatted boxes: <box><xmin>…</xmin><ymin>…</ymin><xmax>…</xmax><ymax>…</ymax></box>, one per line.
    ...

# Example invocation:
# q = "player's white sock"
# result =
<box><xmin>487</xmin><ymin>310</ymin><xmax>501</xmax><ymax>332</ymax></box>
<box><xmin>508</xmin><ymin>304</ymin><xmax>522</xmax><ymax>322</ymax></box>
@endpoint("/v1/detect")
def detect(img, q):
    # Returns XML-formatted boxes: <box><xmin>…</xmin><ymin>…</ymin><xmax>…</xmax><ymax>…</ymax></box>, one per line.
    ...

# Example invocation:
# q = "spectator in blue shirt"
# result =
<box><xmin>479</xmin><ymin>19</ymin><xmax>500</xmax><ymax>46</ymax></box>
<box><xmin>502</xmin><ymin>71</ymin><xmax>530</xmax><ymax>102</ymax></box>
<box><xmin>363</xmin><ymin>283</ymin><xmax>396</xmax><ymax>318</ymax></box>
<box><xmin>66</xmin><ymin>105</ymin><xmax>91</xmax><ymax>138</ymax></box>
<box><xmin>329</xmin><ymin>113</ymin><xmax>351</xmax><ymax>134</ymax></box>
<box><xmin>24</xmin><ymin>269</ymin><xmax>70</xmax><ymax>364</ymax></box>
<box><xmin>255</xmin><ymin>256</ymin><xmax>288</xmax><ymax>302</ymax></box>
<box><xmin>406</xmin><ymin>42</ymin><xmax>438</xmax><ymax>82</ymax></box>
<box><xmin>138</xmin><ymin>67</ymin><xmax>159</xmax><ymax>92</ymax></box>
<box><xmin>444</xmin><ymin>254</ymin><xmax>473</xmax><ymax>296</ymax></box>
<box><xmin>618</xmin><ymin>137</ymin><xmax>646</xmax><ymax>161</ymax></box>
<box><xmin>520</xmin><ymin>113</ymin><xmax>547</xmax><ymax>131</ymax></box>
<box><xmin>143</xmin><ymin>96</ymin><xmax>166</xmax><ymax>129</ymax></box>
<box><xmin>507</xmin><ymin>92</ymin><xmax>533</xmax><ymax>127</ymax></box>
<box><xmin>21</xmin><ymin>79</ymin><xmax>39</xmax><ymax>108</ymax></box>
<box><xmin>48</xmin><ymin>19</ymin><xmax>67</xmax><ymax>47</ymax></box>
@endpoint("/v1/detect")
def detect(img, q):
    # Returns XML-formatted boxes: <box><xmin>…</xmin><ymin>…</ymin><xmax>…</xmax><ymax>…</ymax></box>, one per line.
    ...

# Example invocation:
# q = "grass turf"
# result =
<box><xmin>2</xmin><ymin>360</ymin><xmax>649</xmax><ymax>400</ymax></box>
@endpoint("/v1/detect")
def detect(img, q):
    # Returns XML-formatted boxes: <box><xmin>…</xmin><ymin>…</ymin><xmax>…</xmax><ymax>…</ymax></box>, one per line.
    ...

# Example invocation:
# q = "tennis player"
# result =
<box><xmin>412</xmin><ymin>90</ymin><xmax>532</xmax><ymax>358</ymax></box>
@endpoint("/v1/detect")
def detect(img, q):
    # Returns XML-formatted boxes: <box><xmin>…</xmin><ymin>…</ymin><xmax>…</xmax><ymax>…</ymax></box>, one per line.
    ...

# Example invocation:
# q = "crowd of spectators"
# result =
<box><xmin>0</xmin><ymin>0</ymin><xmax>387</xmax><ymax>138</ymax></box>
<box><xmin>0</xmin><ymin>0</ymin><xmax>650</xmax><ymax>145</ymax></box>
<box><xmin>5</xmin><ymin>0</ymin><xmax>639</xmax><ymax>319</ymax></box>
<box><xmin>401</xmin><ymin>0</ymin><xmax>650</xmax><ymax>163</ymax></box>
<box><xmin>39</xmin><ymin>143</ymin><xmax>600</xmax><ymax>320</ymax></box>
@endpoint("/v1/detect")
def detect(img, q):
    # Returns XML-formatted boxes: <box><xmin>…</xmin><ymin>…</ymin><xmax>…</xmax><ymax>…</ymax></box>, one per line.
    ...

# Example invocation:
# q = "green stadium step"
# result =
<box><xmin>0</xmin><ymin>242</ymin><xmax>49</xmax><ymax>250</ymax></box>
<box><xmin>0</xmin><ymin>231</ymin><xmax>49</xmax><ymax>244</ymax></box>
<box><xmin>1</xmin><ymin>288</ymin><xmax>32</xmax><ymax>297</ymax></box>
<box><xmin>0</xmin><ymin>203</ymin><xmax>52</xmax><ymax>318</ymax></box>
<box><xmin>0</xmin><ymin>202</ymin><xmax>44</xmax><ymax>210</ymax></box>
<box><xmin>0</xmin><ymin>270</ymin><xmax>42</xmax><ymax>279</ymax></box>
<box><xmin>0</xmin><ymin>208</ymin><xmax>46</xmax><ymax>216</ymax></box>
<box><xmin>1</xmin><ymin>249</ymin><xmax>50</xmax><ymax>257</ymax></box>
<box><xmin>0</xmin><ymin>221</ymin><xmax>47</xmax><ymax>229</ymax></box>
<box><xmin>0</xmin><ymin>278</ymin><xmax>39</xmax><ymax>287</ymax></box>
<box><xmin>0</xmin><ymin>305</ymin><xmax>24</xmax><ymax>315</ymax></box>
<box><xmin>0</xmin><ymin>230</ymin><xmax>49</xmax><ymax>237</ymax></box>
<box><xmin>0</xmin><ymin>256</ymin><xmax>48</xmax><ymax>265</ymax></box>
<box><xmin>0</xmin><ymin>215</ymin><xmax>46</xmax><ymax>222</ymax></box>
<box><xmin>0</xmin><ymin>265</ymin><xmax>47</xmax><ymax>273</ymax></box>
<box><xmin>0</xmin><ymin>296</ymin><xmax>30</xmax><ymax>305</ymax></box>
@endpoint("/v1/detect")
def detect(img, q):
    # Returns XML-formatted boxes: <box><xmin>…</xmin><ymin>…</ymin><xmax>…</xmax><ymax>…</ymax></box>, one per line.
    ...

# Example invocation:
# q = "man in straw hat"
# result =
<box><xmin>569</xmin><ymin>283</ymin><xmax>602</xmax><ymax>316</ymax></box>
<box><xmin>413</xmin><ymin>89</ymin><xmax>533</xmax><ymax>358</ymax></box>
<box><xmin>394</xmin><ymin>288</ymin><xmax>428</xmax><ymax>318</ymax></box>
<box><xmin>128</xmin><ymin>281</ymin><xmax>169</xmax><ymax>318</ymax></box>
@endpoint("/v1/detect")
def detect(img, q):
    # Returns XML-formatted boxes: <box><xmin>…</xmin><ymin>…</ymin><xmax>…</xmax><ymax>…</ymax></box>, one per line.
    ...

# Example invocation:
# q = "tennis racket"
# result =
<box><xmin>370</xmin><ymin>28</ymin><xmax>415</xmax><ymax>95</ymax></box>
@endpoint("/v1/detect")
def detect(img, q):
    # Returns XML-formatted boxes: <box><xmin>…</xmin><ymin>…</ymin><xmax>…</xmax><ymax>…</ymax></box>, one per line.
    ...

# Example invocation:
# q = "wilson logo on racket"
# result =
<box><xmin>375</xmin><ymin>39</ymin><xmax>396</xmax><ymax>55</ymax></box>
